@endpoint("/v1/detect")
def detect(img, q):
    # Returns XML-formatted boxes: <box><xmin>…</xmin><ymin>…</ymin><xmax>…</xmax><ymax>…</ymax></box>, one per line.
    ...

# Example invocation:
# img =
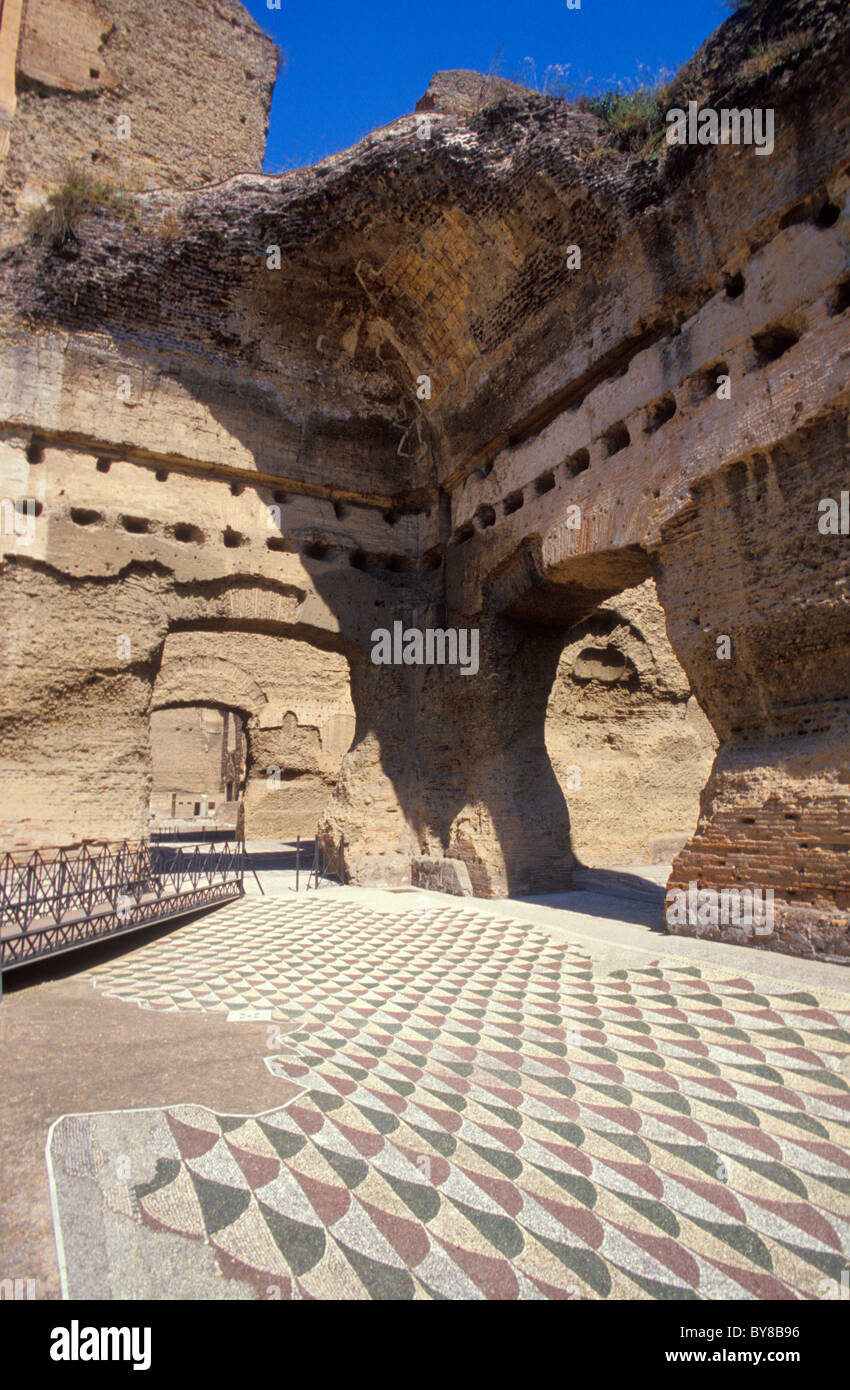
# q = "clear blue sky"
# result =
<box><xmin>241</xmin><ymin>0</ymin><xmax>732</xmax><ymax>173</ymax></box>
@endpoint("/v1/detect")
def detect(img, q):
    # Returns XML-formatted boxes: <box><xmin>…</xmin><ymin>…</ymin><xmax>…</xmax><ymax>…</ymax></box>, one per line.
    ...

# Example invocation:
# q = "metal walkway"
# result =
<box><xmin>0</xmin><ymin>839</ymin><xmax>244</xmax><ymax>970</ymax></box>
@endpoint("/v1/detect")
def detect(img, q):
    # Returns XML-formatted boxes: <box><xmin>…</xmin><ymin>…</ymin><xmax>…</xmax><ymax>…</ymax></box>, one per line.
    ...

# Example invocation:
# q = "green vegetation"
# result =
<box><xmin>580</xmin><ymin>82</ymin><xmax>670</xmax><ymax>155</ymax></box>
<box><xmin>503</xmin><ymin>53</ymin><xmax>672</xmax><ymax>158</ymax></box>
<box><xmin>29</xmin><ymin>165</ymin><xmax>133</xmax><ymax>249</ymax></box>
<box><xmin>741</xmin><ymin>29</ymin><xmax>814</xmax><ymax>80</ymax></box>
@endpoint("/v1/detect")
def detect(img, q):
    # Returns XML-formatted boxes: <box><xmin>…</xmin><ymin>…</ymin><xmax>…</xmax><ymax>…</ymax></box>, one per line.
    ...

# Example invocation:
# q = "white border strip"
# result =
<box><xmin>43</xmin><ymin>1082</ymin><xmax>312</xmax><ymax>1301</ymax></box>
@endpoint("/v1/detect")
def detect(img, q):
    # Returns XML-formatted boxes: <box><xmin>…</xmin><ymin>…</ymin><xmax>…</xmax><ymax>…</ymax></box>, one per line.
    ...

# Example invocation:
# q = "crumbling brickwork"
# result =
<box><xmin>0</xmin><ymin>0</ymin><xmax>278</xmax><ymax>239</ymax></box>
<box><xmin>0</xmin><ymin>0</ymin><xmax>847</xmax><ymax>957</ymax></box>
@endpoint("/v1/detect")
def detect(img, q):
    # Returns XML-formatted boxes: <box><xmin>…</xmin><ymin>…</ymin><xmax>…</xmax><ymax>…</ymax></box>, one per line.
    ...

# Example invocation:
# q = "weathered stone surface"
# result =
<box><xmin>0</xmin><ymin>0</ymin><xmax>278</xmax><ymax>239</ymax></box>
<box><xmin>546</xmin><ymin>579</ymin><xmax>717</xmax><ymax>866</ymax></box>
<box><xmin>657</xmin><ymin>416</ymin><xmax>850</xmax><ymax>959</ymax></box>
<box><xmin>411</xmin><ymin>855</ymin><xmax>473</xmax><ymax>896</ymax></box>
<box><xmin>415</xmin><ymin>70</ymin><xmax>533</xmax><ymax>116</ymax></box>
<box><xmin>151</xmin><ymin>628</ymin><xmax>354</xmax><ymax>838</ymax></box>
<box><xmin>0</xmin><ymin>0</ymin><xmax>847</xmax><ymax>956</ymax></box>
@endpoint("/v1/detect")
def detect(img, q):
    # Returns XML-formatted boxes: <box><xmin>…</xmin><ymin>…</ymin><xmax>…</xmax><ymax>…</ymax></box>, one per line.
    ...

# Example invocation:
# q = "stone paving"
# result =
<box><xmin>46</xmin><ymin>894</ymin><xmax>850</xmax><ymax>1300</ymax></box>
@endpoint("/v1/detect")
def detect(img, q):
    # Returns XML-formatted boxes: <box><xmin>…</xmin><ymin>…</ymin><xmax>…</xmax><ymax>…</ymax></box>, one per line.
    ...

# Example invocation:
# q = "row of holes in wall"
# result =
<box><xmin>461</xmin><ymin>200</ymin><xmax>845</xmax><ymax>478</ymax></box>
<box><xmin>56</xmin><ymin>508</ymin><xmax>441</xmax><ymax>573</ymax></box>
<box><xmin>22</xmin><ymin>258</ymin><xmax>850</xmax><ymax>553</ymax></box>
<box><xmin>23</xmin><ymin>451</ymin><xmax>437</xmax><ymax>571</ymax></box>
<box><xmin>448</xmin><ymin>289</ymin><xmax>850</xmax><ymax>546</ymax></box>
<box><xmin>24</xmin><ymin>451</ymin><xmax>427</xmax><ymax>533</ymax></box>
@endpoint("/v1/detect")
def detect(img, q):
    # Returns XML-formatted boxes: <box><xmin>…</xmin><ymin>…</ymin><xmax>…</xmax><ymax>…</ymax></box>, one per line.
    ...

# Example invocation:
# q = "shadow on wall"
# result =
<box><xmin>254</xmin><ymin>520</ymin><xmax>712</xmax><ymax>897</ymax></box>
<box><xmin>314</xmin><ymin>600</ymin><xmax>579</xmax><ymax>897</ymax></box>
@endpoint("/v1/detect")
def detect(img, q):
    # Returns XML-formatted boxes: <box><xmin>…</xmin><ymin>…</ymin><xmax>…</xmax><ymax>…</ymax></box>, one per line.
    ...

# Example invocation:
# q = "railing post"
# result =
<box><xmin>295</xmin><ymin>835</ymin><xmax>300</xmax><ymax>892</ymax></box>
<box><xmin>1</xmin><ymin>833</ymin><xmax>246</xmax><ymax>972</ymax></box>
<box><xmin>56</xmin><ymin>856</ymin><xmax>66</xmax><ymax>922</ymax></box>
<box><xmin>26</xmin><ymin>859</ymin><xmax>36</xmax><ymax>933</ymax></box>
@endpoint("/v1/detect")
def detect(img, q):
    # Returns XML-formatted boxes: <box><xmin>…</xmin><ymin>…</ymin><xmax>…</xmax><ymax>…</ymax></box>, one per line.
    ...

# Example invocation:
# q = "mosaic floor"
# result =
<box><xmin>48</xmin><ymin>896</ymin><xmax>850</xmax><ymax>1300</ymax></box>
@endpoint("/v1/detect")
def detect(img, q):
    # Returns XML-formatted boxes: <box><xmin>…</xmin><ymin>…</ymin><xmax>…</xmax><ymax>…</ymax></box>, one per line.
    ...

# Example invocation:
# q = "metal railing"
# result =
<box><xmin>293</xmin><ymin>834</ymin><xmax>345</xmax><ymax>891</ymax></box>
<box><xmin>0</xmin><ymin>839</ymin><xmax>245</xmax><ymax>970</ymax></box>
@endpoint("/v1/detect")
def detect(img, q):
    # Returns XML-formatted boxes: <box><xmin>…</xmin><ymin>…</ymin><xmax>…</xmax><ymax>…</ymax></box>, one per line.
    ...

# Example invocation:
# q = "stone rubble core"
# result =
<box><xmin>0</xmin><ymin>0</ymin><xmax>848</xmax><ymax>958</ymax></box>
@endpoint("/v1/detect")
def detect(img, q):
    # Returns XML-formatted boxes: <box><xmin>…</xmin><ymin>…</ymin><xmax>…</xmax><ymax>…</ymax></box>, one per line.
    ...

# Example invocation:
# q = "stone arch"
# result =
<box><xmin>150</xmin><ymin>622</ymin><xmax>357</xmax><ymax>841</ymax></box>
<box><xmin>152</xmin><ymin>651</ymin><xmax>268</xmax><ymax>719</ymax></box>
<box><xmin>388</xmin><ymin>500</ymin><xmax>712</xmax><ymax>895</ymax></box>
<box><xmin>0</xmin><ymin>559</ymin><xmax>372</xmax><ymax>851</ymax></box>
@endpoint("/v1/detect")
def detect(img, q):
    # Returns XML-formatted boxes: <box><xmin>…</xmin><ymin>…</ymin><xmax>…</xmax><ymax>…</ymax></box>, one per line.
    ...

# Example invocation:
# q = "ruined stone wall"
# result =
<box><xmin>151</xmin><ymin>629</ymin><xmax>355</xmax><ymax>838</ymax></box>
<box><xmin>0</xmin><ymin>429</ymin><xmax>392</xmax><ymax>851</ymax></box>
<box><xmin>657</xmin><ymin>414</ymin><xmax>850</xmax><ymax>959</ymax></box>
<box><xmin>546</xmin><ymin>580</ymin><xmax>717</xmax><ymax>867</ymax></box>
<box><xmin>0</xmin><ymin>0</ymin><xmax>278</xmax><ymax>238</ymax></box>
<box><xmin>149</xmin><ymin>705</ymin><xmax>229</xmax><ymax>819</ymax></box>
<box><xmin>0</xmin><ymin>0</ymin><xmax>847</xmax><ymax>952</ymax></box>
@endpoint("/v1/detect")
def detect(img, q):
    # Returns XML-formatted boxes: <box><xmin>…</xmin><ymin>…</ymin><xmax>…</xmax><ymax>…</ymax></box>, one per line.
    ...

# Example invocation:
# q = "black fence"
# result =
<box><xmin>0</xmin><ymin>839</ymin><xmax>244</xmax><ymax>970</ymax></box>
<box><xmin>292</xmin><ymin>834</ymin><xmax>345</xmax><ymax>890</ymax></box>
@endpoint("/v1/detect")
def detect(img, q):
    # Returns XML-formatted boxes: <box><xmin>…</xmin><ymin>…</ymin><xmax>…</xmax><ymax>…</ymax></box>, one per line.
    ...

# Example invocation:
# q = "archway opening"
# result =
<box><xmin>149</xmin><ymin>627</ymin><xmax>356</xmax><ymax>845</ymax></box>
<box><xmin>149</xmin><ymin>705</ymin><xmax>245</xmax><ymax>833</ymax></box>
<box><xmin>544</xmin><ymin>577</ymin><xmax>717</xmax><ymax>874</ymax></box>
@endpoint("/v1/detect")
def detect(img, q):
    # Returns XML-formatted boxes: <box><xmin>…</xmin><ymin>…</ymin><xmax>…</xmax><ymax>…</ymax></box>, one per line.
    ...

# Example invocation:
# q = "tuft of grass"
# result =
<box><xmin>573</xmin><ymin>65</ymin><xmax>674</xmax><ymax>158</ymax></box>
<box><xmin>507</xmin><ymin>57</ymin><xmax>672</xmax><ymax>158</ymax></box>
<box><xmin>741</xmin><ymin>29</ymin><xmax>815</xmax><ymax>80</ymax></box>
<box><xmin>580</xmin><ymin>84</ymin><xmax>669</xmax><ymax>154</ymax></box>
<box><xmin>578</xmin><ymin>144</ymin><xmax>621</xmax><ymax>170</ymax></box>
<box><xmin>29</xmin><ymin>165</ymin><xmax>132</xmax><ymax>249</ymax></box>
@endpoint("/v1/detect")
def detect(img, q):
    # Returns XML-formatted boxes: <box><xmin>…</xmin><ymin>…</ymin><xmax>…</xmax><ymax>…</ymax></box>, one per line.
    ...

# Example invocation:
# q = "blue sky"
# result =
<box><xmin>241</xmin><ymin>0</ymin><xmax>732</xmax><ymax>173</ymax></box>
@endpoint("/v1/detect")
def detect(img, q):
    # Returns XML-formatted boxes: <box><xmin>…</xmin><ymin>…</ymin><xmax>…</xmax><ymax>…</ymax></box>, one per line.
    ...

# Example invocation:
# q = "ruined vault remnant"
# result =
<box><xmin>0</xmin><ymin>0</ymin><xmax>848</xmax><ymax>958</ymax></box>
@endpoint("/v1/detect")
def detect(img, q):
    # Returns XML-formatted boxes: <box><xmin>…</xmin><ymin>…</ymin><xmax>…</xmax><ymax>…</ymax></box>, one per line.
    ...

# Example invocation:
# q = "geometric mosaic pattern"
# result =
<box><xmin>50</xmin><ymin>897</ymin><xmax>850</xmax><ymax>1299</ymax></box>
